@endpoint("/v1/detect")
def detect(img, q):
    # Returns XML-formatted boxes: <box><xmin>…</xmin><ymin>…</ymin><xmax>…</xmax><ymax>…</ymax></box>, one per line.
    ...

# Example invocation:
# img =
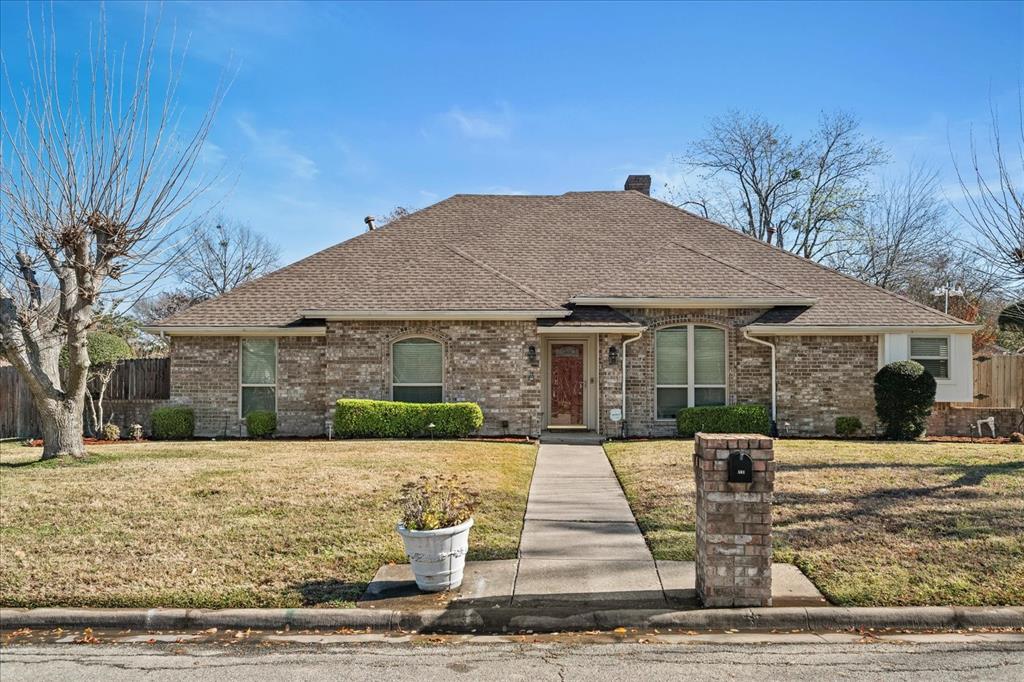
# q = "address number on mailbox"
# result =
<box><xmin>728</xmin><ymin>451</ymin><xmax>753</xmax><ymax>483</ymax></box>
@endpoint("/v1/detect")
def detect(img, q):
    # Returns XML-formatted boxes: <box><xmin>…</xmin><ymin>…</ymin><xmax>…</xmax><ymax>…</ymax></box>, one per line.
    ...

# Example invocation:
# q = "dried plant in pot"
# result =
<box><xmin>396</xmin><ymin>475</ymin><xmax>479</xmax><ymax>592</ymax></box>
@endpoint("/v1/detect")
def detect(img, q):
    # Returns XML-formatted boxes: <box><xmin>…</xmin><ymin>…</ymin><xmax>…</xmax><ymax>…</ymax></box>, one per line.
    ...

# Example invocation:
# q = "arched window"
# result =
<box><xmin>391</xmin><ymin>337</ymin><xmax>443</xmax><ymax>403</ymax></box>
<box><xmin>655</xmin><ymin>325</ymin><xmax>726</xmax><ymax>420</ymax></box>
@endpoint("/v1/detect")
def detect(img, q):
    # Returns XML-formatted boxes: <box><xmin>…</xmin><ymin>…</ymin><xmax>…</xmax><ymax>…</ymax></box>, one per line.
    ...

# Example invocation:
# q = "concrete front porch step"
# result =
<box><xmin>539</xmin><ymin>430</ymin><xmax>605</xmax><ymax>445</ymax></box>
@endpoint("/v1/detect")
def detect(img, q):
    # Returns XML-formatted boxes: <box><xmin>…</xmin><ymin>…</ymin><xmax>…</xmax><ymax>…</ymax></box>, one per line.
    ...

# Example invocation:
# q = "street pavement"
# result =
<box><xmin>3</xmin><ymin>636</ymin><xmax>1023</xmax><ymax>681</ymax></box>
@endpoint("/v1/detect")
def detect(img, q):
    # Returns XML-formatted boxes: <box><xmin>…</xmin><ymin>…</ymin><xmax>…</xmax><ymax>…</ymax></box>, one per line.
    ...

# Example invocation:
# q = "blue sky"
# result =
<box><xmin>1</xmin><ymin>1</ymin><xmax>1021</xmax><ymax>264</ymax></box>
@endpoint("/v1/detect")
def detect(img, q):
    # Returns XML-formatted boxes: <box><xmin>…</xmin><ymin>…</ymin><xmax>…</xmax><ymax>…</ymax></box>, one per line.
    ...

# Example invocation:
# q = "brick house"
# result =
<box><xmin>147</xmin><ymin>175</ymin><xmax>977</xmax><ymax>438</ymax></box>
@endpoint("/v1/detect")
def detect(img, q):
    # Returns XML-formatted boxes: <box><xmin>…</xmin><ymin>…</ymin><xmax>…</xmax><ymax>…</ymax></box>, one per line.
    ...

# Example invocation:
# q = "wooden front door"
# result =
<box><xmin>549</xmin><ymin>343</ymin><xmax>585</xmax><ymax>426</ymax></box>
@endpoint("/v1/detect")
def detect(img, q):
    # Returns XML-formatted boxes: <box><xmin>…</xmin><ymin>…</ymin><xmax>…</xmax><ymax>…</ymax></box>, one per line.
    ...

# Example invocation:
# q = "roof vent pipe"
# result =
<box><xmin>364</xmin><ymin>216</ymin><xmax>377</xmax><ymax>231</ymax></box>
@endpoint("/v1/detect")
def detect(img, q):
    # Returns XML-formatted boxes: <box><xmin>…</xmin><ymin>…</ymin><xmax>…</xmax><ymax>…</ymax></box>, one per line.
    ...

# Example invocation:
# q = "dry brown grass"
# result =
<box><xmin>0</xmin><ymin>439</ymin><xmax>536</xmax><ymax>608</ymax></box>
<box><xmin>605</xmin><ymin>439</ymin><xmax>1024</xmax><ymax>606</ymax></box>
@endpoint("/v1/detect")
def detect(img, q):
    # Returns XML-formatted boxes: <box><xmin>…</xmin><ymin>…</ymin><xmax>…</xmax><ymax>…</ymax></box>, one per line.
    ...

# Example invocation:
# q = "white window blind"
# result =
<box><xmin>240</xmin><ymin>338</ymin><xmax>276</xmax><ymax>417</ymax></box>
<box><xmin>392</xmin><ymin>338</ymin><xmax>443</xmax><ymax>403</ymax></box>
<box><xmin>656</xmin><ymin>325</ymin><xmax>727</xmax><ymax>419</ymax></box>
<box><xmin>910</xmin><ymin>336</ymin><xmax>949</xmax><ymax>379</ymax></box>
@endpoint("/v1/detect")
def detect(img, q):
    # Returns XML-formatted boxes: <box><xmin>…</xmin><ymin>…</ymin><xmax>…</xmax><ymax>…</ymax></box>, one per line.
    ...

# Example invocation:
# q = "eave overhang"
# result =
<box><xmin>744</xmin><ymin>323</ymin><xmax>982</xmax><ymax>336</ymax></box>
<box><xmin>141</xmin><ymin>325</ymin><xmax>328</xmax><ymax>337</ymax></box>
<box><xmin>300</xmin><ymin>309</ymin><xmax>570</xmax><ymax>321</ymax></box>
<box><xmin>570</xmin><ymin>296</ymin><xmax>818</xmax><ymax>308</ymax></box>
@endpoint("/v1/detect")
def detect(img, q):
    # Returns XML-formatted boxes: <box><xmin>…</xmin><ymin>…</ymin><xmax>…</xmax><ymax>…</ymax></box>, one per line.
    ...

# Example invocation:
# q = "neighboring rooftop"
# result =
<box><xmin>155</xmin><ymin>178</ymin><xmax>972</xmax><ymax>330</ymax></box>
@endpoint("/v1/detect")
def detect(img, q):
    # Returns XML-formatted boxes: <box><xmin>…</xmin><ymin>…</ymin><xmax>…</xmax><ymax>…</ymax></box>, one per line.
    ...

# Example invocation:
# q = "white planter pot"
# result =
<box><xmin>396</xmin><ymin>518</ymin><xmax>474</xmax><ymax>592</ymax></box>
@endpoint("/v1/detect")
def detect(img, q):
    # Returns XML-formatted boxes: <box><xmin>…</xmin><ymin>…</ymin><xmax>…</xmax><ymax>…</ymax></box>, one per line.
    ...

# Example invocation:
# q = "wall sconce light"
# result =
<box><xmin>608</xmin><ymin>345</ymin><xmax>619</xmax><ymax>365</ymax></box>
<box><xmin>527</xmin><ymin>345</ymin><xmax>537</xmax><ymax>364</ymax></box>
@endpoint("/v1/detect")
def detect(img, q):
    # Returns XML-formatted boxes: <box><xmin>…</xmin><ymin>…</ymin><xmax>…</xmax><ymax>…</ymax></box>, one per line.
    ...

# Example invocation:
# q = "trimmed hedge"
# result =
<box><xmin>246</xmin><ymin>411</ymin><xmax>277</xmax><ymax>438</ymax></box>
<box><xmin>835</xmin><ymin>416</ymin><xmax>863</xmax><ymax>437</ymax></box>
<box><xmin>874</xmin><ymin>360</ymin><xmax>936</xmax><ymax>440</ymax></box>
<box><xmin>333</xmin><ymin>399</ymin><xmax>484</xmax><ymax>439</ymax></box>
<box><xmin>151</xmin><ymin>406</ymin><xmax>195</xmax><ymax>440</ymax></box>
<box><xmin>676</xmin><ymin>404</ymin><xmax>770</xmax><ymax>438</ymax></box>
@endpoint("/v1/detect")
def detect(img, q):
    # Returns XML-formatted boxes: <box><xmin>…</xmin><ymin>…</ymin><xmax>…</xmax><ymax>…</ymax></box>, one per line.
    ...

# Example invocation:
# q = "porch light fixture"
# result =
<box><xmin>527</xmin><ymin>345</ymin><xmax>537</xmax><ymax>364</ymax></box>
<box><xmin>608</xmin><ymin>345</ymin><xmax>619</xmax><ymax>365</ymax></box>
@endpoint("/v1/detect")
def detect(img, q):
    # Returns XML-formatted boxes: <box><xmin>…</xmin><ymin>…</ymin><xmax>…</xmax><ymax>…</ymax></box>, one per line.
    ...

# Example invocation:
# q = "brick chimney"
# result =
<box><xmin>624</xmin><ymin>174</ymin><xmax>651</xmax><ymax>195</ymax></box>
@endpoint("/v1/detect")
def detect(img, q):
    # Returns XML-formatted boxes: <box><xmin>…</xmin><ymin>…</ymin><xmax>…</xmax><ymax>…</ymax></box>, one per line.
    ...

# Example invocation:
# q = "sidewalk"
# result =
<box><xmin>515</xmin><ymin>443</ymin><xmax>664</xmax><ymax>606</ymax></box>
<box><xmin>360</xmin><ymin>443</ymin><xmax>825</xmax><ymax>610</ymax></box>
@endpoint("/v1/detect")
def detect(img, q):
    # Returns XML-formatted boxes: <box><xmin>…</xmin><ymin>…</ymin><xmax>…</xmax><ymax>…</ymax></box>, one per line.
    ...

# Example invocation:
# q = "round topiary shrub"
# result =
<box><xmin>835</xmin><ymin>416</ymin><xmax>863</xmax><ymax>437</ymax></box>
<box><xmin>151</xmin><ymin>406</ymin><xmax>195</xmax><ymax>440</ymax></box>
<box><xmin>874</xmin><ymin>361</ymin><xmax>937</xmax><ymax>440</ymax></box>
<box><xmin>246</xmin><ymin>410</ymin><xmax>277</xmax><ymax>438</ymax></box>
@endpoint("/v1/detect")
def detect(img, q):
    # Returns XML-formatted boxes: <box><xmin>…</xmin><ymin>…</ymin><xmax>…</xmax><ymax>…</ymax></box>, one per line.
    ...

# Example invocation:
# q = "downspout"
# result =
<box><xmin>620</xmin><ymin>331</ymin><xmax>644</xmax><ymax>438</ymax></box>
<box><xmin>743</xmin><ymin>329</ymin><xmax>778</xmax><ymax>436</ymax></box>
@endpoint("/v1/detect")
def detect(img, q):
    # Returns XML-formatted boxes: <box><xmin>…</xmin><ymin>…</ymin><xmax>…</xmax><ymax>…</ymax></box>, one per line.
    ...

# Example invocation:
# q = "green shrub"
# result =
<box><xmin>333</xmin><ymin>399</ymin><xmax>484</xmax><ymax>439</ymax></box>
<box><xmin>246</xmin><ymin>410</ymin><xmax>277</xmax><ymax>438</ymax></box>
<box><xmin>835</xmin><ymin>416</ymin><xmax>863</xmax><ymax>437</ymax></box>
<box><xmin>151</xmin><ymin>406</ymin><xmax>195</xmax><ymax>440</ymax></box>
<box><xmin>676</xmin><ymin>404</ymin><xmax>770</xmax><ymax>438</ymax></box>
<box><xmin>874</xmin><ymin>361</ymin><xmax>937</xmax><ymax>440</ymax></box>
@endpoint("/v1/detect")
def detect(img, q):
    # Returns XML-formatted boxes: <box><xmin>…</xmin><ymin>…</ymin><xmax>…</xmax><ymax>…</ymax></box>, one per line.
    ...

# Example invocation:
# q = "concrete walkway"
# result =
<box><xmin>356</xmin><ymin>442</ymin><xmax>826</xmax><ymax>611</ymax></box>
<box><xmin>513</xmin><ymin>443</ymin><xmax>665</xmax><ymax>606</ymax></box>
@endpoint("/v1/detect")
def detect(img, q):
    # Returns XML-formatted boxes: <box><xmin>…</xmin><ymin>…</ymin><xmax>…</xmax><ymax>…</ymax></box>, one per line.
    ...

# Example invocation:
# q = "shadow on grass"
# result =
<box><xmin>292</xmin><ymin>579</ymin><xmax>369</xmax><ymax>606</ymax></box>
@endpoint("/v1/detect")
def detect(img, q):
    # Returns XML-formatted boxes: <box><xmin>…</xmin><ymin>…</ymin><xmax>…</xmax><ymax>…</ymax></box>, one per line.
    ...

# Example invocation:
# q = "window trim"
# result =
<box><xmin>909</xmin><ymin>334</ymin><xmax>952</xmax><ymax>381</ymax></box>
<box><xmin>390</xmin><ymin>335</ymin><xmax>445</xmax><ymax>403</ymax></box>
<box><xmin>238</xmin><ymin>337</ymin><xmax>278</xmax><ymax>419</ymax></box>
<box><xmin>655</xmin><ymin>324</ymin><xmax>728</xmax><ymax>421</ymax></box>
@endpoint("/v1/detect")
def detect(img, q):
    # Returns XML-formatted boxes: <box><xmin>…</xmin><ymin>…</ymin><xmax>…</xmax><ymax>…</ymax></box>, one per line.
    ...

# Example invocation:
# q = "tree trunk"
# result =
<box><xmin>39</xmin><ymin>397</ymin><xmax>87</xmax><ymax>460</ymax></box>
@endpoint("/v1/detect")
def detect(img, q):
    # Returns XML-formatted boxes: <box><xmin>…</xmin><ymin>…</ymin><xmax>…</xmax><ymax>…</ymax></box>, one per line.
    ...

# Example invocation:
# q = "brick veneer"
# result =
<box><xmin>170</xmin><ymin>335</ymin><xmax>327</xmax><ymax>437</ymax></box>
<box><xmin>928</xmin><ymin>405</ymin><xmax>1022</xmax><ymax>438</ymax></box>
<box><xmin>168</xmin><ymin>314</ymin><xmax>883</xmax><ymax>438</ymax></box>
<box><xmin>169</xmin><ymin>336</ymin><xmax>239</xmax><ymax>437</ymax></box>
<box><xmin>774</xmin><ymin>335</ymin><xmax>879</xmax><ymax>437</ymax></box>
<box><xmin>323</xmin><ymin>320</ymin><xmax>542</xmax><ymax>436</ymax></box>
<box><xmin>693</xmin><ymin>433</ymin><xmax>774</xmax><ymax>608</ymax></box>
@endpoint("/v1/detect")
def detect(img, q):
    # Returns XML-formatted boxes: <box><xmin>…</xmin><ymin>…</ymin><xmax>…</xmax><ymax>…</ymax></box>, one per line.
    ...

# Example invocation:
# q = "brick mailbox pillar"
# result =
<box><xmin>693</xmin><ymin>433</ymin><xmax>774</xmax><ymax>607</ymax></box>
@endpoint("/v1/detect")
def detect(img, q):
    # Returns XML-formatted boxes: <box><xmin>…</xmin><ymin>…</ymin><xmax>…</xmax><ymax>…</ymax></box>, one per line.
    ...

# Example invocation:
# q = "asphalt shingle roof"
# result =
<box><xmin>156</xmin><ymin>190</ymin><xmax>970</xmax><ymax>329</ymax></box>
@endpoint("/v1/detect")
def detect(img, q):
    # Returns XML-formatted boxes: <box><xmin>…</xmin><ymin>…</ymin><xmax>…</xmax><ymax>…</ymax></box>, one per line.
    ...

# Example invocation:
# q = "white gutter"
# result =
<box><xmin>743</xmin><ymin>329</ymin><xmax>777</xmax><ymax>424</ymax></box>
<box><xmin>570</xmin><ymin>296</ymin><xmax>817</xmax><ymax>308</ymax></box>
<box><xmin>620</xmin><ymin>331</ymin><xmax>645</xmax><ymax>433</ymax></box>
<box><xmin>301</xmin><ymin>309</ymin><xmax>570</xmax><ymax>321</ymax></box>
<box><xmin>537</xmin><ymin>324</ymin><xmax>646</xmax><ymax>334</ymax></box>
<box><xmin>142</xmin><ymin>326</ymin><xmax>327</xmax><ymax>337</ymax></box>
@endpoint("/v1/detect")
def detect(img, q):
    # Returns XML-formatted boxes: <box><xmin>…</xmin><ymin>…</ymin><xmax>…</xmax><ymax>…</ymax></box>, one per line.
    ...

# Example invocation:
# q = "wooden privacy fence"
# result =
<box><xmin>952</xmin><ymin>354</ymin><xmax>1024</xmax><ymax>408</ymax></box>
<box><xmin>0</xmin><ymin>358</ymin><xmax>170</xmax><ymax>438</ymax></box>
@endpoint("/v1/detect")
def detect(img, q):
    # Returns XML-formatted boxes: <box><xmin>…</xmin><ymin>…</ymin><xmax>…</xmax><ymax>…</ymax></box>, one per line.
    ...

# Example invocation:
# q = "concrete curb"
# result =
<box><xmin>2</xmin><ymin>606</ymin><xmax>1022</xmax><ymax>634</ymax></box>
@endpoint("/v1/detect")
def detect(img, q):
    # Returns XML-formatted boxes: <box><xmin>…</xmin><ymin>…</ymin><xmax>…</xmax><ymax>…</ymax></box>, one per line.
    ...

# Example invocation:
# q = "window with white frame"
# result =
<box><xmin>656</xmin><ymin>325</ymin><xmax>727</xmax><ymax>420</ymax></box>
<box><xmin>909</xmin><ymin>336</ymin><xmax>949</xmax><ymax>379</ymax></box>
<box><xmin>392</xmin><ymin>337</ymin><xmax>443</xmax><ymax>403</ymax></box>
<box><xmin>240</xmin><ymin>338</ymin><xmax>276</xmax><ymax>417</ymax></box>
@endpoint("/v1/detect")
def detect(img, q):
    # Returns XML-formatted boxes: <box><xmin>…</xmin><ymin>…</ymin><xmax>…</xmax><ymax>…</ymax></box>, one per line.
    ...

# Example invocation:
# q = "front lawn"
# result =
<box><xmin>0</xmin><ymin>439</ymin><xmax>536</xmax><ymax>609</ymax></box>
<box><xmin>605</xmin><ymin>439</ymin><xmax>1024</xmax><ymax>607</ymax></box>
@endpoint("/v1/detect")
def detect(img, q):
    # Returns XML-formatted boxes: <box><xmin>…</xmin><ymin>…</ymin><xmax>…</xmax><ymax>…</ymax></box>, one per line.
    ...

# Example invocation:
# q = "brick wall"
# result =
<box><xmin>277</xmin><ymin>336</ymin><xmax>327</xmax><ymax>436</ymax></box>
<box><xmin>928</xmin><ymin>405</ymin><xmax>1022</xmax><ymax>438</ymax></box>
<box><xmin>167</xmin><ymin>318</ymin><xmax>883</xmax><ymax>439</ymax></box>
<box><xmin>170</xmin><ymin>335</ymin><xmax>327</xmax><ymax>437</ymax></box>
<box><xmin>324</xmin><ymin>320</ymin><xmax>542</xmax><ymax>436</ymax></box>
<box><xmin>601</xmin><ymin>308</ymin><xmax>770</xmax><ymax>438</ymax></box>
<box><xmin>170</xmin><ymin>336</ymin><xmax>239</xmax><ymax>437</ymax></box>
<box><xmin>774</xmin><ymin>335</ymin><xmax>879</xmax><ymax>437</ymax></box>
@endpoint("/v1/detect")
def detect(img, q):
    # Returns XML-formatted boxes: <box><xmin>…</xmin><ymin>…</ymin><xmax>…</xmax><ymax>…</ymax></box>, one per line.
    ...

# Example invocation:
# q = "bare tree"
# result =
<box><xmin>831</xmin><ymin>165</ymin><xmax>949</xmax><ymax>290</ymax></box>
<box><xmin>0</xmin><ymin>9</ymin><xmax>225</xmax><ymax>458</ymax></box>
<box><xmin>173</xmin><ymin>218</ymin><xmax>280</xmax><ymax>298</ymax></box>
<box><xmin>683</xmin><ymin>111</ymin><xmax>886</xmax><ymax>261</ymax></box>
<box><xmin>953</xmin><ymin>97</ymin><xmax>1024</xmax><ymax>289</ymax></box>
<box><xmin>380</xmin><ymin>205</ymin><xmax>412</xmax><ymax>226</ymax></box>
<box><xmin>788</xmin><ymin>112</ymin><xmax>888</xmax><ymax>260</ymax></box>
